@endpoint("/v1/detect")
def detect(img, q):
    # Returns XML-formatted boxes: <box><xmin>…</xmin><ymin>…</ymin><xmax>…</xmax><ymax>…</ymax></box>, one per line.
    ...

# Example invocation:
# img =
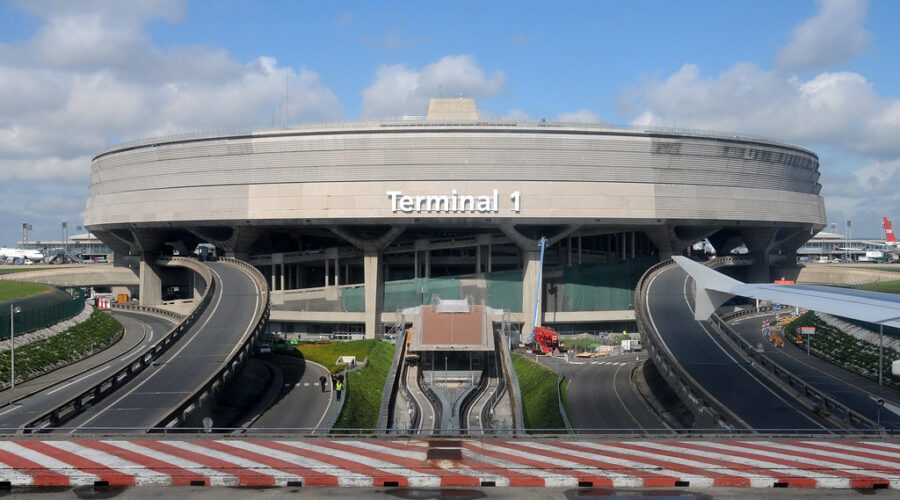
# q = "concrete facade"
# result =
<box><xmin>84</xmin><ymin>100</ymin><xmax>826</xmax><ymax>338</ymax></box>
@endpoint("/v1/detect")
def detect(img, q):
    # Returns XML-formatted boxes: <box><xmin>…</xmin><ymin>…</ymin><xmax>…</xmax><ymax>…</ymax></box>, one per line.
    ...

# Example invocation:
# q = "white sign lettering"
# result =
<box><xmin>387</xmin><ymin>190</ymin><xmax>521</xmax><ymax>214</ymax></box>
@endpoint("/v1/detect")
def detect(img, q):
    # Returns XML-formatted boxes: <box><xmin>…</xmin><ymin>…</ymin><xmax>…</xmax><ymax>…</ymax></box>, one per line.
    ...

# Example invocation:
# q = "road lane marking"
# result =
<box><xmin>46</xmin><ymin>366</ymin><xmax>111</xmax><ymax>395</ymax></box>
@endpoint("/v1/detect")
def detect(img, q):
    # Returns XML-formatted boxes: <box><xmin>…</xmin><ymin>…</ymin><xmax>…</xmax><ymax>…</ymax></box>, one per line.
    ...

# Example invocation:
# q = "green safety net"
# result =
<box><xmin>340</xmin><ymin>277</ymin><xmax>463</xmax><ymax>312</ymax></box>
<box><xmin>560</xmin><ymin>258</ymin><xmax>656</xmax><ymax>311</ymax></box>
<box><xmin>485</xmin><ymin>269</ymin><xmax>523</xmax><ymax>312</ymax></box>
<box><xmin>0</xmin><ymin>287</ymin><xmax>86</xmax><ymax>340</ymax></box>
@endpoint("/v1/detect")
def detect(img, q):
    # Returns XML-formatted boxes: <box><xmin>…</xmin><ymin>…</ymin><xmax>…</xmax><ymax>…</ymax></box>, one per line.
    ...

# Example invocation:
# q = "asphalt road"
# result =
<box><xmin>538</xmin><ymin>353</ymin><xmax>667</xmax><ymax>432</ymax></box>
<box><xmin>645</xmin><ymin>264</ymin><xmax>836</xmax><ymax>431</ymax></box>
<box><xmin>61</xmin><ymin>262</ymin><xmax>262</xmax><ymax>432</ymax></box>
<box><xmin>249</xmin><ymin>355</ymin><xmax>333</xmax><ymax>431</ymax></box>
<box><xmin>0</xmin><ymin>310</ymin><xmax>174</xmax><ymax>431</ymax></box>
<box><xmin>730</xmin><ymin>313</ymin><xmax>900</xmax><ymax>430</ymax></box>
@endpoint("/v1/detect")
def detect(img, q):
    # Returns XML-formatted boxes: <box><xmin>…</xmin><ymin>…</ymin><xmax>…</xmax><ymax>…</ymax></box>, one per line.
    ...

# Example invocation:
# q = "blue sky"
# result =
<box><xmin>0</xmin><ymin>0</ymin><xmax>898</xmax><ymax>246</ymax></box>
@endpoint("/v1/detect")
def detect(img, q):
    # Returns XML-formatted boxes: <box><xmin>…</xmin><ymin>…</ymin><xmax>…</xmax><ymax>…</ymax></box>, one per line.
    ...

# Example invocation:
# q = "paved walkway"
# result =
<box><xmin>0</xmin><ymin>438</ymin><xmax>896</xmax><ymax>489</ymax></box>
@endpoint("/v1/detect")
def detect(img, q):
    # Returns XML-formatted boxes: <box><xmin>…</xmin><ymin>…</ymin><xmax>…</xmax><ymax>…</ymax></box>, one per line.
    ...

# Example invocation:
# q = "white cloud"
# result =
<box><xmin>775</xmin><ymin>0</ymin><xmax>870</xmax><ymax>72</ymax></box>
<box><xmin>556</xmin><ymin>109</ymin><xmax>604</xmax><ymax>124</ymax></box>
<box><xmin>626</xmin><ymin>63</ymin><xmax>899</xmax><ymax>158</ymax></box>
<box><xmin>0</xmin><ymin>0</ymin><xmax>345</xmax><ymax>244</ymax></box>
<box><xmin>0</xmin><ymin>1</ymin><xmax>345</xmax><ymax>183</ymax></box>
<box><xmin>360</xmin><ymin>55</ymin><xmax>506</xmax><ymax>119</ymax></box>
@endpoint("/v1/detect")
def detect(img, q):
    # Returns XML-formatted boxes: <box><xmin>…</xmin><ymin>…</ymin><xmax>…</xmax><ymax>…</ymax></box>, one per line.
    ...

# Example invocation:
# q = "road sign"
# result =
<box><xmin>801</xmin><ymin>326</ymin><xmax>816</xmax><ymax>335</ymax></box>
<box><xmin>755</xmin><ymin>342</ymin><xmax>765</xmax><ymax>353</ymax></box>
<box><xmin>765</xmin><ymin>327</ymin><xmax>770</xmax><ymax>334</ymax></box>
<box><xmin>774</xmin><ymin>305</ymin><xmax>782</xmax><ymax>312</ymax></box>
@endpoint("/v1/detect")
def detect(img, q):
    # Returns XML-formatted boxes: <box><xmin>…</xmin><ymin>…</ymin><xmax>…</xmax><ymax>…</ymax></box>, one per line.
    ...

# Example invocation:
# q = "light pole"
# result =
<box><xmin>879</xmin><ymin>323</ymin><xmax>884</xmax><ymax>386</ymax></box>
<box><xmin>9</xmin><ymin>304</ymin><xmax>21</xmax><ymax>389</ymax></box>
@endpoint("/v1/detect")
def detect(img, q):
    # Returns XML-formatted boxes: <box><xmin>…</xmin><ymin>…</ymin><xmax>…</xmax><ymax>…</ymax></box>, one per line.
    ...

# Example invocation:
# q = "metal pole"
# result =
<box><xmin>530</xmin><ymin>237</ymin><xmax>548</xmax><ymax>342</ymax></box>
<box><xmin>879</xmin><ymin>323</ymin><xmax>884</xmax><ymax>386</ymax></box>
<box><xmin>9</xmin><ymin>304</ymin><xmax>14</xmax><ymax>390</ymax></box>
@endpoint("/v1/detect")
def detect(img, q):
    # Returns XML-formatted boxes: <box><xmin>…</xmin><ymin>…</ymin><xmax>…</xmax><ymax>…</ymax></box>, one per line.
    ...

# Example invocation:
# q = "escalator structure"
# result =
<box><xmin>389</xmin><ymin>298</ymin><xmax>518</xmax><ymax>434</ymax></box>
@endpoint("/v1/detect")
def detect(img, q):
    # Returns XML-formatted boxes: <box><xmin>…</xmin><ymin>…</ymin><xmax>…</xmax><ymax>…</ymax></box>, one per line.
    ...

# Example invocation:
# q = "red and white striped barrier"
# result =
<box><xmin>0</xmin><ymin>439</ymin><xmax>896</xmax><ymax>488</ymax></box>
<box><xmin>95</xmin><ymin>298</ymin><xmax>111</xmax><ymax>309</ymax></box>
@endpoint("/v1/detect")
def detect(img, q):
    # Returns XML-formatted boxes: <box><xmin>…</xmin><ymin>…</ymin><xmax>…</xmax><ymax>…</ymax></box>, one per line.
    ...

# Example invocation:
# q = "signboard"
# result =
<box><xmin>765</xmin><ymin>327</ymin><xmax>770</xmax><ymax>334</ymax></box>
<box><xmin>755</xmin><ymin>342</ymin><xmax>765</xmax><ymax>353</ymax></box>
<box><xmin>800</xmin><ymin>326</ymin><xmax>816</xmax><ymax>335</ymax></box>
<box><xmin>774</xmin><ymin>305</ymin><xmax>782</xmax><ymax>312</ymax></box>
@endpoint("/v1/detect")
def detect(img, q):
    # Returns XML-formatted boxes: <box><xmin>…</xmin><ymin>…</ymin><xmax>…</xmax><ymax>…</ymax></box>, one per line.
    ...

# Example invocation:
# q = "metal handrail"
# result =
<box><xmin>22</xmin><ymin>257</ymin><xmax>216</xmax><ymax>432</ymax></box>
<box><xmin>95</xmin><ymin>119</ymin><xmax>814</xmax><ymax>159</ymax></box>
<box><xmin>152</xmin><ymin>257</ymin><xmax>270</xmax><ymax>430</ymax></box>
<box><xmin>633</xmin><ymin>257</ymin><xmax>751</xmax><ymax>430</ymax></box>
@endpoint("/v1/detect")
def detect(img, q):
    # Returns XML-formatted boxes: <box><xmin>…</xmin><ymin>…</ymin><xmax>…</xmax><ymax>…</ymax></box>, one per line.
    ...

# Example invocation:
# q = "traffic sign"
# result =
<box><xmin>774</xmin><ymin>305</ymin><xmax>781</xmax><ymax>312</ymax></box>
<box><xmin>765</xmin><ymin>327</ymin><xmax>770</xmax><ymax>334</ymax></box>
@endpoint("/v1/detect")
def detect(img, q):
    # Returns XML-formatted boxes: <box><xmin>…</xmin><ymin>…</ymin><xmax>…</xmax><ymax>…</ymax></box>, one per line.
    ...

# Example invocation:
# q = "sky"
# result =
<box><xmin>1</xmin><ymin>0</ymin><xmax>899</xmax><ymax>246</ymax></box>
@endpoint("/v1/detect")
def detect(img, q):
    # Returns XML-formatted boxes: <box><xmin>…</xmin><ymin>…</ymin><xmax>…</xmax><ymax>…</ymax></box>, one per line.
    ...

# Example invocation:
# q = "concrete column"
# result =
<box><xmin>741</xmin><ymin>228</ymin><xmax>778</xmax><ymax>283</ymax></box>
<box><xmin>335</xmin><ymin>257</ymin><xmax>340</xmax><ymax>286</ymax></box>
<box><xmin>192</xmin><ymin>270</ymin><xmax>203</xmax><ymax>299</ymax></box>
<box><xmin>139</xmin><ymin>259</ymin><xmax>163</xmax><ymax>306</ymax></box>
<box><xmin>363</xmin><ymin>250</ymin><xmax>384</xmax><ymax>339</ymax></box>
<box><xmin>521</xmin><ymin>250</ymin><xmax>541</xmax><ymax>343</ymax></box>
<box><xmin>270</xmin><ymin>263</ymin><xmax>276</xmax><ymax>291</ymax></box>
<box><xmin>488</xmin><ymin>241</ymin><xmax>492</xmax><ymax>272</ymax></box>
<box><xmin>631</xmin><ymin>231</ymin><xmax>636</xmax><ymax>259</ymax></box>
<box><xmin>325</xmin><ymin>258</ymin><xmax>330</xmax><ymax>287</ymax></box>
<box><xmin>645</xmin><ymin>227</ymin><xmax>689</xmax><ymax>260</ymax></box>
<box><xmin>578</xmin><ymin>234</ymin><xmax>582</xmax><ymax>264</ymax></box>
<box><xmin>621</xmin><ymin>232</ymin><xmax>626</xmax><ymax>260</ymax></box>
<box><xmin>279</xmin><ymin>264</ymin><xmax>285</xmax><ymax>292</ymax></box>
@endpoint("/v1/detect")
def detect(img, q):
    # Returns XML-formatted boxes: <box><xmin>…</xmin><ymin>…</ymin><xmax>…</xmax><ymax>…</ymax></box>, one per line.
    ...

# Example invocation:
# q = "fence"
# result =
<box><xmin>1</xmin><ymin>288</ymin><xmax>86</xmax><ymax>340</ymax></box>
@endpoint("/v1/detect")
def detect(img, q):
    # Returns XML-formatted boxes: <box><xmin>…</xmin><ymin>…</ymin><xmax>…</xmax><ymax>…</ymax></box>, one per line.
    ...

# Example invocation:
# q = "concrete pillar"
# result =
<box><xmin>521</xmin><ymin>250</ymin><xmax>541</xmax><ymax>343</ymax></box>
<box><xmin>139</xmin><ymin>259</ymin><xmax>163</xmax><ymax>306</ymax></box>
<box><xmin>270</xmin><ymin>263</ymin><xmax>276</xmax><ymax>291</ymax></box>
<box><xmin>645</xmin><ymin>227</ymin><xmax>689</xmax><ymax>260</ymax></box>
<box><xmin>631</xmin><ymin>231</ymin><xmax>636</xmax><ymax>259</ymax></box>
<box><xmin>335</xmin><ymin>257</ymin><xmax>340</xmax><ymax>286</ymax></box>
<box><xmin>578</xmin><ymin>234</ymin><xmax>582</xmax><ymax>264</ymax></box>
<box><xmin>325</xmin><ymin>258</ymin><xmax>330</xmax><ymax>287</ymax></box>
<box><xmin>192</xmin><ymin>270</ymin><xmax>203</xmax><ymax>299</ymax></box>
<box><xmin>363</xmin><ymin>250</ymin><xmax>384</xmax><ymax>339</ymax></box>
<box><xmin>741</xmin><ymin>228</ymin><xmax>777</xmax><ymax>283</ymax></box>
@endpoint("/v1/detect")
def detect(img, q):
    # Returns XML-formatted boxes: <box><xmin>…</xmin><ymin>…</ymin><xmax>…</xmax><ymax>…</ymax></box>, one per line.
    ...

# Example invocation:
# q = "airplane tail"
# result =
<box><xmin>885</xmin><ymin>217</ymin><xmax>898</xmax><ymax>243</ymax></box>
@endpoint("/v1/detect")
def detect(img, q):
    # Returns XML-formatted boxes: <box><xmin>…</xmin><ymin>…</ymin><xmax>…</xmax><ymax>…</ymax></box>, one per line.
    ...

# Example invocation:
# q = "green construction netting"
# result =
<box><xmin>485</xmin><ymin>269</ymin><xmax>523</xmax><ymax>312</ymax></box>
<box><xmin>340</xmin><ymin>286</ymin><xmax>365</xmax><ymax>312</ymax></box>
<box><xmin>340</xmin><ymin>277</ymin><xmax>463</xmax><ymax>312</ymax></box>
<box><xmin>560</xmin><ymin>257</ymin><xmax>656</xmax><ymax>311</ymax></box>
<box><xmin>1</xmin><ymin>287</ymin><xmax>86</xmax><ymax>340</ymax></box>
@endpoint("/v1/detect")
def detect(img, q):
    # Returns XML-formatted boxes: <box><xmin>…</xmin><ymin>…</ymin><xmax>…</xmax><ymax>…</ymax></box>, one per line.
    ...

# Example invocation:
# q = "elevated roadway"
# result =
<box><xmin>644</xmin><ymin>264</ymin><xmax>836</xmax><ymax>431</ymax></box>
<box><xmin>0</xmin><ymin>311</ymin><xmax>175</xmax><ymax>431</ymax></box>
<box><xmin>246</xmin><ymin>355</ymin><xmax>334</xmax><ymax>432</ymax></box>
<box><xmin>730</xmin><ymin>313</ymin><xmax>900</xmax><ymax>430</ymax></box>
<box><xmin>58</xmin><ymin>261</ymin><xmax>262</xmax><ymax>432</ymax></box>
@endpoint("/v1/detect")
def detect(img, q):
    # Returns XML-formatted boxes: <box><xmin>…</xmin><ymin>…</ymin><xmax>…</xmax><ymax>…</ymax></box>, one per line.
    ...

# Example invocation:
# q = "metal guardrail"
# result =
<box><xmin>713</xmin><ymin>308</ymin><xmax>879</xmax><ymax>430</ymax></box>
<box><xmin>21</xmin><ymin>257</ymin><xmax>216</xmax><ymax>432</ymax></box>
<box><xmin>152</xmin><ymin>257</ymin><xmax>270</xmax><ymax>430</ymax></box>
<box><xmin>109</xmin><ymin>303</ymin><xmax>185</xmax><ymax>321</ymax></box>
<box><xmin>377</xmin><ymin>331</ymin><xmax>407</xmax><ymax>432</ymax></box>
<box><xmin>633</xmin><ymin>257</ymin><xmax>751</xmax><ymax>431</ymax></box>
<box><xmin>495</xmin><ymin>325</ymin><xmax>525</xmax><ymax>434</ymax></box>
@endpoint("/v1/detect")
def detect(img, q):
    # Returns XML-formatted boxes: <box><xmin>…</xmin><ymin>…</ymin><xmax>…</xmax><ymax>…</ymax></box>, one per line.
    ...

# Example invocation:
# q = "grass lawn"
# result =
<box><xmin>858</xmin><ymin>280</ymin><xmax>900</xmax><ymax>294</ymax></box>
<box><xmin>0</xmin><ymin>308</ymin><xmax>122</xmax><ymax>389</ymax></box>
<box><xmin>0</xmin><ymin>268</ymin><xmax>40</xmax><ymax>275</ymax></box>
<box><xmin>0</xmin><ymin>280</ymin><xmax>49</xmax><ymax>301</ymax></box>
<box><xmin>511</xmin><ymin>352</ymin><xmax>567</xmax><ymax>432</ymax></box>
<box><xmin>283</xmin><ymin>339</ymin><xmax>395</xmax><ymax>432</ymax></box>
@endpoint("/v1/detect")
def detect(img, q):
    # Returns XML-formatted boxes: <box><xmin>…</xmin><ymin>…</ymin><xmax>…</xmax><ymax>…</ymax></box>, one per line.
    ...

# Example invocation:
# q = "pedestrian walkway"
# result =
<box><xmin>0</xmin><ymin>438</ymin><xmax>896</xmax><ymax>489</ymax></box>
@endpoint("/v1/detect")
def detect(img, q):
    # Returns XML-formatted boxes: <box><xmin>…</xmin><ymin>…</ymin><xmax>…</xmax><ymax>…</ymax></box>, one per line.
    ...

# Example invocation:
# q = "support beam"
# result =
<box><xmin>139</xmin><ymin>259</ymin><xmax>162</xmax><ymax>306</ymax></box>
<box><xmin>363</xmin><ymin>250</ymin><xmax>384</xmax><ymax>339</ymax></box>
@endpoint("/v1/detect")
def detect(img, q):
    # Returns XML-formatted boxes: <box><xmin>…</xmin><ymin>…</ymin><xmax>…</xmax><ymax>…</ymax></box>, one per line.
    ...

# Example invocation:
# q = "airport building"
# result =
<box><xmin>83</xmin><ymin>99</ymin><xmax>826</xmax><ymax>338</ymax></box>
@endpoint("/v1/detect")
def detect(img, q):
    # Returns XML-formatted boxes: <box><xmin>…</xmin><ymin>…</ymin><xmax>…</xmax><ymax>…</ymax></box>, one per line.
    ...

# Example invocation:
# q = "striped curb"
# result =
<box><xmin>0</xmin><ymin>439</ymin><xmax>897</xmax><ymax>489</ymax></box>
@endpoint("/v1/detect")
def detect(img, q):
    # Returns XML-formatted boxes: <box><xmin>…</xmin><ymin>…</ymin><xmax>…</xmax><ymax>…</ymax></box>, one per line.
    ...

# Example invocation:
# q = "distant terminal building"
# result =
<box><xmin>797</xmin><ymin>230</ymin><xmax>897</xmax><ymax>262</ymax></box>
<box><xmin>83</xmin><ymin>98</ymin><xmax>826</xmax><ymax>338</ymax></box>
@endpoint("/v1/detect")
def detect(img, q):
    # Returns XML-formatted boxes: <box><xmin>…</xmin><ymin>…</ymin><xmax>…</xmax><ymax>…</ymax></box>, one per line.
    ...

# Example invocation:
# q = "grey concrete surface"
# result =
<box><xmin>645</xmin><ymin>265</ymin><xmax>836</xmax><ymax>431</ymax></box>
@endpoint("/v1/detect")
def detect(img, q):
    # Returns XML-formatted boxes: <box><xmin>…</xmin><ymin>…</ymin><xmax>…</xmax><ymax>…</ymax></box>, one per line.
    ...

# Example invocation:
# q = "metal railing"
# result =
<box><xmin>22</xmin><ymin>257</ymin><xmax>216</xmax><ymax>432</ymax></box>
<box><xmin>152</xmin><ymin>257</ymin><xmax>270</xmax><ymax>430</ymax></box>
<box><xmin>712</xmin><ymin>308</ymin><xmax>879</xmax><ymax>430</ymax></box>
<box><xmin>633</xmin><ymin>258</ymin><xmax>751</xmax><ymax>431</ymax></box>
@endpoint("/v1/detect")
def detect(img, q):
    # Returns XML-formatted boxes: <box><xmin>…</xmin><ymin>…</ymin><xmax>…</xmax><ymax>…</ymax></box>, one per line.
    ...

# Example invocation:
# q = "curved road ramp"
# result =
<box><xmin>0</xmin><ymin>438</ymin><xmax>896</xmax><ymax>489</ymax></box>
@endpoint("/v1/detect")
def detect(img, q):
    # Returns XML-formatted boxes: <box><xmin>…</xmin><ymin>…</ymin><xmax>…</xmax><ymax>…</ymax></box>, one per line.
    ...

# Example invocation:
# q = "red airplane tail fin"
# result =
<box><xmin>885</xmin><ymin>217</ymin><xmax>898</xmax><ymax>243</ymax></box>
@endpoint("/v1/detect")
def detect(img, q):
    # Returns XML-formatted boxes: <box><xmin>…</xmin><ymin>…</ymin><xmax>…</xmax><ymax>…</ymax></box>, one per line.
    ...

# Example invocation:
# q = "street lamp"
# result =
<box><xmin>9</xmin><ymin>304</ymin><xmax>21</xmax><ymax>389</ymax></box>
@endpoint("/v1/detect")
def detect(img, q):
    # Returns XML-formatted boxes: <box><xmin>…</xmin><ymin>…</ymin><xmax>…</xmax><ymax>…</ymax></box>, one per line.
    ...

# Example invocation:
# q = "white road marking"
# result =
<box><xmin>46</xmin><ymin>366</ymin><xmax>111</xmax><ymax>395</ymax></box>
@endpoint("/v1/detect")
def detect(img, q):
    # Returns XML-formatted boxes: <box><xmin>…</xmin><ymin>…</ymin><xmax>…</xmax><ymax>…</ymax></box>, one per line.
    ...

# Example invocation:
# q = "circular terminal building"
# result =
<box><xmin>84</xmin><ymin>99</ymin><xmax>826</xmax><ymax>338</ymax></box>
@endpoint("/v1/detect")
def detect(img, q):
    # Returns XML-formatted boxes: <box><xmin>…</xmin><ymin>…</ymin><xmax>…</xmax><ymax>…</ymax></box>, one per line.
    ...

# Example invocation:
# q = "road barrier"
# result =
<box><xmin>712</xmin><ymin>307</ymin><xmax>879</xmax><ymax>431</ymax></box>
<box><xmin>152</xmin><ymin>256</ymin><xmax>270</xmax><ymax>430</ymax></box>
<box><xmin>22</xmin><ymin>257</ymin><xmax>215</xmax><ymax>433</ymax></box>
<box><xmin>633</xmin><ymin>257</ymin><xmax>751</xmax><ymax>431</ymax></box>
